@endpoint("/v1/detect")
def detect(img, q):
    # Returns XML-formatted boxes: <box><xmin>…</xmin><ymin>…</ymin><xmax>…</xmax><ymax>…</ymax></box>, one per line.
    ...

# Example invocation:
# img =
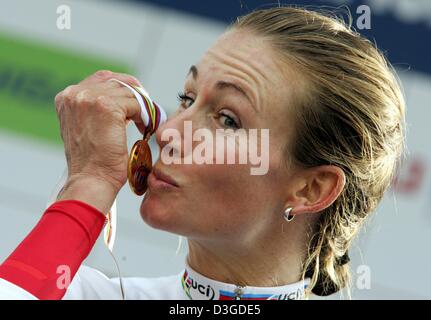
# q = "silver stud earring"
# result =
<box><xmin>283</xmin><ymin>207</ymin><xmax>295</xmax><ymax>222</ymax></box>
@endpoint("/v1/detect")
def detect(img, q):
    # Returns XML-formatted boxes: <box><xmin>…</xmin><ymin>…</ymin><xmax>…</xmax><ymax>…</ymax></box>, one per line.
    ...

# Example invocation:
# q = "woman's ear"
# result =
<box><xmin>285</xmin><ymin>165</ymin><xmax>346</xmax><ymax>216</ymax></box>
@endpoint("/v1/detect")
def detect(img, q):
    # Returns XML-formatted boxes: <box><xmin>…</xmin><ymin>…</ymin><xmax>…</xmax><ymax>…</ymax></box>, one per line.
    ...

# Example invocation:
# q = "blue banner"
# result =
<box><xmin>129</xmin><ymin>0</ymin><xmax>431</xmax><ymax>75</ymax></box>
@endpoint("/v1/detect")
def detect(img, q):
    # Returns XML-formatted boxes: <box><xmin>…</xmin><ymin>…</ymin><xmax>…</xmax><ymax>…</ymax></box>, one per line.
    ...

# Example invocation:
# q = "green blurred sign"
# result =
<box><xmin>0</xmin><ymin>32</ymin><xmax>130</xmax><ymax>144</ymax></box>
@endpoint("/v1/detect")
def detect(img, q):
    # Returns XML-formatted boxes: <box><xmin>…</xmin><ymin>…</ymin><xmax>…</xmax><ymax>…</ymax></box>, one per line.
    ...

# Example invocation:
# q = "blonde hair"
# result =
<box><xmin>232</xmin><ymin>6</ymin><xmax>406</xmax><ymax>296</ymax></box>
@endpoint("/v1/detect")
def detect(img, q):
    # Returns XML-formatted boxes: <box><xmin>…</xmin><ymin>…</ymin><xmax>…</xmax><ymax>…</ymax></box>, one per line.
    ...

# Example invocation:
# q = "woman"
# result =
<box><xmin>0</xmin><ymin>6</ymin><xmax>405</xmax><ymax>299</ymax></box>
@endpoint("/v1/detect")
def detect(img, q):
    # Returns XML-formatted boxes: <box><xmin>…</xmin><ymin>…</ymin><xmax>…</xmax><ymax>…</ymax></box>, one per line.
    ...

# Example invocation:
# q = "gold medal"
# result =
<box><xmin>128</xmin><ymin>138</ymin><xmax>152</xmax><ymax>195</ymax></box>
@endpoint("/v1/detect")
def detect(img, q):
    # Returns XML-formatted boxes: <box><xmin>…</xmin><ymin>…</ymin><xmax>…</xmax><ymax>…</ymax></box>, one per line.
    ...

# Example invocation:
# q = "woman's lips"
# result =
<box><xmin>148</xmin><ymin>166</ymin><xmax>179</xmax><ymax>189</ymax></box>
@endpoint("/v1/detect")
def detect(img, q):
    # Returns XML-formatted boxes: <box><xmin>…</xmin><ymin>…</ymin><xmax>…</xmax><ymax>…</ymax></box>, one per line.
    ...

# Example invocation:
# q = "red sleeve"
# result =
<box><xmin>0</xmin><ymin>200</ymin><xmax>106</xmax><ymax>300</ymax></box>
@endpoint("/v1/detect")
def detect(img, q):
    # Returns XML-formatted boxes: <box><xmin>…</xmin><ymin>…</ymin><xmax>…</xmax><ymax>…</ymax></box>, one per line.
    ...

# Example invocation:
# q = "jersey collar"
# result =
<box><xmin>180</xmin><ymin>259</ymin><xmax>309</xmax><ymax>300</ymax></box>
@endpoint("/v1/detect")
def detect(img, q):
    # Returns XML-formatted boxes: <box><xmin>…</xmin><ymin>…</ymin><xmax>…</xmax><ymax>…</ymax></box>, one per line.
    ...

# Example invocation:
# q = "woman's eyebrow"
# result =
<box><xmin>215</xmin><ymin>80</ymin><xmax>258</xmax><ymax>113</ymax></box>
<box><xmin>187</xmin><ymin>65</ymin><xmax>258</xmax><ymax>113</ymax></box>
<box><xmin>187</xmin><ymin>65</ymin><xmax>198</xmax><ymax>79</ymax></box>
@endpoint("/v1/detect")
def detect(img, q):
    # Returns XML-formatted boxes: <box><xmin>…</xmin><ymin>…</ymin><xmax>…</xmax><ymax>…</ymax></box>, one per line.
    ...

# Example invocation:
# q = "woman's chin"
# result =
<box><xmin>139</xmin><ymin>194</ymin><xmax>175</xmax><ymax>231</ymax></box>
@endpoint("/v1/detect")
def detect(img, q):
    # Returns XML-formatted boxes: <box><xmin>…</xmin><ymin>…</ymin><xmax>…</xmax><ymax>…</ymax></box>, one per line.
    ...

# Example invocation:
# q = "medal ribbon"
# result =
<box><xmin>105</xmin><ymin>79</ymin><xmax>167</xmax><ymax>251</ymax></box>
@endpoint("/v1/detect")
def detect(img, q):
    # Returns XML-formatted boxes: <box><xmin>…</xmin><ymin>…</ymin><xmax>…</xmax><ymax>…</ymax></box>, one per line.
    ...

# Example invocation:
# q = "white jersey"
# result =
<box><xmin>0</xmin><ymin>258</ymin><xmax>309</xmax><ymax>300</ymax></box>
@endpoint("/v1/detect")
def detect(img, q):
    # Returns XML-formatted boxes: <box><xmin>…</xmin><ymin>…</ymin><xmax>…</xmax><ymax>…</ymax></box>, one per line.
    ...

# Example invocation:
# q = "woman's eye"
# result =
<box><xmin>177</xmin><ymin>92</ymin><xmax>194</xmax><ymax>108</ymax></box>
<box><xmin>219</xmin><ymin>112</ymin><xmax>240</xmax><ymax>129</ymax></box>
<box><xmin>177</xmin><ymin>92</ymin><xmax>240</xmax><ymax>129</ymax></box>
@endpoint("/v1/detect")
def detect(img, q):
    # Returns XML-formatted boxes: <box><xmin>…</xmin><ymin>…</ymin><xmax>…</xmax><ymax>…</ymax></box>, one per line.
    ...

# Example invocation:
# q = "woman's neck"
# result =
<box><xmin>186</xmin><ymin>235</ymin><xmax>305</xmax><ymax>288</ymax></box>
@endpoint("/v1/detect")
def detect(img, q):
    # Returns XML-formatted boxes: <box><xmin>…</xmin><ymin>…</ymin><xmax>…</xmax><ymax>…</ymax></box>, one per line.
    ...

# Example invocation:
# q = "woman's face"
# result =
<box><xmin>140</xmin><ymin>29</ymin><xmax>304</xmax><ymax>246</ymax></box>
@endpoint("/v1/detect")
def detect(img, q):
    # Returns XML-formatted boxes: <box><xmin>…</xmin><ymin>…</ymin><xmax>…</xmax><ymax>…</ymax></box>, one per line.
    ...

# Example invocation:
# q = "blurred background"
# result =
<box><xmin>0</xmin><ymin>0</ymin><xmax>430</xmax><ymax>299</ymax></box>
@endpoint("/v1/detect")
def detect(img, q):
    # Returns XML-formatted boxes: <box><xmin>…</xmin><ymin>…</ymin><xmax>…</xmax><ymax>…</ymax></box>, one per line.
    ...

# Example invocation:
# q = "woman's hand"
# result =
<box><xmin>54</xmin><ymin>70</ymin><xmax>145</xmax><ymax>213</ymax></box>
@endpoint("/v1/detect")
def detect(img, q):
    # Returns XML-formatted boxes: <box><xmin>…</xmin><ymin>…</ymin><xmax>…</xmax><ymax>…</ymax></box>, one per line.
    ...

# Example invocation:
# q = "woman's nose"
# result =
<box><xmin>155</xmin><ymin>106</ymin><xmax>195</xmax><ymax>157</ymax></box>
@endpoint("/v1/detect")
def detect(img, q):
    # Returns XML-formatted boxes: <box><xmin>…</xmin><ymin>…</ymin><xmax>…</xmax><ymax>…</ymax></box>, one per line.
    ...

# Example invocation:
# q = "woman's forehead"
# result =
<box><xmin>191</xmin><ymin>30</ymin><xmax>301</xmax><ymax>115</ymax></box>
<box><xmin>201</xmin><ymin>30</ymin><xmax>279</xmax><ymax>83</ymax></box>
